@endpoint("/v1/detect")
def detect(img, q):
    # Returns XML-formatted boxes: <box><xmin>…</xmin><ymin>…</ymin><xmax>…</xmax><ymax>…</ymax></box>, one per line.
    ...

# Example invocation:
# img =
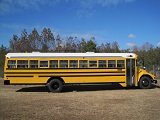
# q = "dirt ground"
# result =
<box><xmin>0</xmin><ymin>78</ymin><xmax>160</xmax><ymax>120</ymax></box>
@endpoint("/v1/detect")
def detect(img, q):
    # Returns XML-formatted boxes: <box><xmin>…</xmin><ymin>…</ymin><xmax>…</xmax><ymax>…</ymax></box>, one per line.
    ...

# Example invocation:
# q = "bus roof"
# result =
<box><xmin>6</xmin><ymin>52</ymin><xmax>137</xmax><ymax>58</ymax></box>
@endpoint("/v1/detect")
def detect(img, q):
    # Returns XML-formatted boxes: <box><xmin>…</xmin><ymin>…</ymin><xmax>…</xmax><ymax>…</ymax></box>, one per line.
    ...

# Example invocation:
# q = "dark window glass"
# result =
<box><xmin>8</xmin><ymin>60</ymin><xmax>16</xmax><ymax>68</ymax></box>
<box><xmin>98</xmin><ymin>60</ymin><xmax>106</xmax><ymax>68</ymax></box>
<box><xmin>40</xmin><ymin>61</ymin><xmax>48</xmax><ymax>68</ymax></box>
<box><xmin>50</xmin><ymin>60</ymin><xmax>58</xmax><ymax>68</ymax></box>
<box><xmin>70</xmin><ymin>60</ymin><xmax>78</xmax><ymax>68</ymax></box>
<box><xmin>108</xmin><ymin>60</ymin><xmax>116</xmax><ymax>68</ymax></box>
<box><xmin>60</xmin><ymin>60</ymin><xmax>68</xmax><ymax>68</ymax></box>
<box><xmin>117</xmin><ymin>60</ymin><xmax>125</xmax><ymax>68</ymax></box>
<box><xmin>17</xmin><ymin>60</ymin><xmax>28</xmax><ymax>68</ymax></box>
<box><xmin>89</xmin><ymin>60</ymin><xmax>97</xmax><ymax>68</ymax></box>
<box><xmin>30</xmin><ymin>60</ymin><xmax>38</xmax><ymax>68</ymax></box>
<box><xmin>79</xmin><ymin>60</ymin><xmax>88</xmax><ymax>68</ymax></box>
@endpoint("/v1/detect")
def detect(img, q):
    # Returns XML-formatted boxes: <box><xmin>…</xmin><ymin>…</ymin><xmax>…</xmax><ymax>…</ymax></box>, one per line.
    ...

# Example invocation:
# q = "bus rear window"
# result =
<box><xmin>8</xmin><ymin>60</ymin><xmax>16</xmax><ymax>68</ymax></box>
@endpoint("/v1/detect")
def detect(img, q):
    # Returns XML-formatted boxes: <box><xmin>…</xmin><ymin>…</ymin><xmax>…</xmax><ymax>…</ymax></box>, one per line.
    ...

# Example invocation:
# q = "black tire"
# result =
<box><xmin>139</xmin><ymin>77</ymin><xmax>151</xmax><ymax>89</ymax></box>
<box><xmin>48</xmin><ymin>79</ymin><xmax>63</xmax><ymax>92</ymax></box>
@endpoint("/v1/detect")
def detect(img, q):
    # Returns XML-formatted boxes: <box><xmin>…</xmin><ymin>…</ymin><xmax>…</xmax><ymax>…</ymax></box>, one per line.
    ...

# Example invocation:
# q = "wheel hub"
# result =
<box><xmin>52</xmin><ymin>83</ymin><xmax>59</xmax><ymax>90</ymax></box>
<box><xmin>142</xmin><ymin>80</ymin><xmax>149</xmax><ymax>87</ymax></box>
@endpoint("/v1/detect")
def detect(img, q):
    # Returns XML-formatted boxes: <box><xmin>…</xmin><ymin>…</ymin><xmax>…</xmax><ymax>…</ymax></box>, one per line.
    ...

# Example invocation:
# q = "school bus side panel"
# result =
<box><xmin>4</xmin><ymin>69</ymin><xmax>126</xmax><ymax>84</ymax></box>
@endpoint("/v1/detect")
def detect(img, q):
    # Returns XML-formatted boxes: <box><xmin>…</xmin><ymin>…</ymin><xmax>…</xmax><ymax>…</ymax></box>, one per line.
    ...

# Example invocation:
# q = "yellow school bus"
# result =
<box><xmin>4</xmin><ymin>52</ymin><xmax>157</xmax><ymax>92</ymax></box>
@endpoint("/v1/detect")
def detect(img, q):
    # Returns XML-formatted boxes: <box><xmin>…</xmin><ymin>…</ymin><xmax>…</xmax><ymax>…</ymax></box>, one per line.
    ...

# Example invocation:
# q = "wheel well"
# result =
<box><xmin>140</xmin><ymin>75</ymin><xmax>152</xmax><ymax>80</ymax></box>
<box><xmin>47</xmin><ymin>77</ymin><xmax>65</xmax><ymax>84</ymax></box>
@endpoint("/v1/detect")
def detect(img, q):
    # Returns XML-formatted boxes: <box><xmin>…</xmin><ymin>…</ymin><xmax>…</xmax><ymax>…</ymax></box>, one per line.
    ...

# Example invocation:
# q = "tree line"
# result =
<box><xmin>8</xmin><ymin>28</ymin><xmax>122</xmax><ymax>53</ymax></box>
<box><xmin>0</xmin><ymin>28</ymin><xmax>160</xmax><ymax>76</ymax></box>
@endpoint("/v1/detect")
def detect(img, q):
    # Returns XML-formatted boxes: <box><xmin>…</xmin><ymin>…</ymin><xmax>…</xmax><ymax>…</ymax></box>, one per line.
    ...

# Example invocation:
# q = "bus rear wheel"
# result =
<box><xmin>48</xmin><ymin>79</ymin><xmax>63</xmax><ymax>92</ymax></box>
<box><xmin>139</xmin><ymin>77</ymin><xmax>151</xmax><ymax>89</ymax></box>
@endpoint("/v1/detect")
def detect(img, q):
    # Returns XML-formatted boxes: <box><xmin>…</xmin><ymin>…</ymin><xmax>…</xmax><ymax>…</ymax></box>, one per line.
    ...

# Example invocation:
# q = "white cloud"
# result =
<box><xmin>76</xmin><ymin>9</ymin><xmax>94</xmax><ymax>18</ymax></box>
<box><xmin>55</xmin><ymin>31</ymin><xmax>107</xmax><ymax>43</ymax></box>
<box><xmin>128</xmin><ymin>34</ymin><xmax>136</xmax><ymax>38</ymax></box>
<box><xmin>0</xmin><ymin>23</ymin><xmax>29</xmax><ymax>30</ymax></box>
<box><xmin>0</xmin><ymin>0</ymin><xmax>136</xmax><ymax>15</ymax></box>
<box><xmin>157</xmin><ymin>42</ymin><xmax>160</xmax><ymax>47</ymax></box>
<box><xmin>78</xmin><ymin>0</ymin><xmax>136</xmax><ymax>17</ymax></box>
<box><xmin>80</xmin><ymin>0</ymin><xmax>135</xmax><ymax>8</ymax></box>
<box><xmin>0</xmin><ymin>0</ymin><xmax>60</xmax><ymax>15</ymax></box>
<box><xmin>126</xmin><ymin>42</ymin><xmax>136</xmax><ymax>47</ymax></box>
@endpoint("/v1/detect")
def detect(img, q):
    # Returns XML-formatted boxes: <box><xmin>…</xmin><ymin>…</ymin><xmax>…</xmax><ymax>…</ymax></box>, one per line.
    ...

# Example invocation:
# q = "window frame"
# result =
<box><xmin>117</xmin><ymin>60</ymin><xmax>125</xmax><ymax>68</ymax></box>
<box><xmin>17</xmin><ymin>60</ymin><xmax>28</xmax><ymax>68</ymax></box>
<box><xmin>60</xmin><ymin>60</ymin><xmax>68</xmax><ymax>68</ymax></box>
<box><xmin>30</xmin><ymin>60</ymin><xmax>38</xmax><ymax>68</ymax></box>
<box><xmin>89</xmin><ymin>60</ymin><xmax>97</xmax><ymax>68</ymax></box>
<box><xmin>40</xmin><ymin>60</ymin><xmax>48</xmax><ymax>68</ymax></box>
<box><xmin>79</xmin><ymin>60</ymin><xmax>88</xmax><ymax>68</ymax></box>
<box><xmin>98</xmin><ymin>60</ymin><xmax>106</xmax><ymax>68</ymax></box>
<box><xmin>7</xmin><ymin>60</ymin><xmax>16</xmax><ymax>68</ymax></box>
<box><xmin>70</xmin><ymin>60</ymin><xmax>78</xmax><ymax>68</ymax></box>
<box><xmin>108</xmin><ymin>60</ymin><xmax>116</xmax><ymax>68</ymax></box>
<box><xmin>50</xmin><ymin>60</ymin><xmax>58</xmax><ymax>68</ymax></box>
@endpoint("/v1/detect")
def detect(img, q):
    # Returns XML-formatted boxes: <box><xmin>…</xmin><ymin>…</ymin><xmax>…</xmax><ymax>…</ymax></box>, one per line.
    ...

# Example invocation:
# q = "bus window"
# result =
<box><xmin>79</xmin><ymin>60</ymin><xmax>88</xmax><ymax>68</ymax></box>
<box><xmin>117</xmin><ymin>60</ymin><xmax>124</xmax><ymax>68</ymax></box>
<box><xmin>17</xmin><ymin>60</ymin><xmax>28</xmax><ymax>68</ymax></box>
<box><xmin>70</xmin><ymin>60</ymin><xmax>78</xmax><ymax>68</ymax></box>
<box><xmin>40</xmin><ymin>61</ymin><xmax>48</xmax><ymax>68</ymax></box>
<box><xmin>89</xmin><ymin>60</ymin><xmax>97</xmax><ymax>68</ymax></box>
<box><xmin>50</xmin><ymin>60</ymin><xmax>58</xmax><ymax>68</ymax></box>
<box><xmin>108</xmin><ymin>60</ymin><xmax>116</xmax><ymax>68</ymax></box>
<box><xmin>60</xmin><ymin>60</ymin><xmax>68</xmax><ymax>68</ymax></box>
<box><xmin>30</xmin><ymin>60</ymin><xmax>38</xmax><ymax>68</ymax></box>
<box><xmin>8</xmin><ymin>60</ymin><xmax>16</xmax><ymax>68</ymax></box>
<box><xmin>98</xmin><ymin>60</ymin><xmax>106</xmax><ymax>68</ymax></box>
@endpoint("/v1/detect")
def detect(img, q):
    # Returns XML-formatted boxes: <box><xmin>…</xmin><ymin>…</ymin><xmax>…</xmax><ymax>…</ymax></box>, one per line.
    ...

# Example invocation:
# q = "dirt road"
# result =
<box><xmin>0</xmin><ymin>78</ymin><xmax>160</xmax><ymax>120</ymax></box>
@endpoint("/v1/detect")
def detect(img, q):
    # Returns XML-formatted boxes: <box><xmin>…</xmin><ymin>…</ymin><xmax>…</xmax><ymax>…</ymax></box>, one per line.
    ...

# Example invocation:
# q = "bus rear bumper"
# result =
<box><xmin>152</xmin><ymin>79</ymin><xmax>157</xmax><ymax>84</ymax></box>
<box><xmin>4</xmin><ymin>80</ymin><xmax>10</xmax><ymax>85</ymax></box>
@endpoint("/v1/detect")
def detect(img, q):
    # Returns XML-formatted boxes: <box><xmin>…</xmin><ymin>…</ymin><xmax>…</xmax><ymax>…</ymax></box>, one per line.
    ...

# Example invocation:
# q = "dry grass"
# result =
<box><xmin>0</xmin><ymin>78</ymin><xmax>160</xmax><ymax>120</ymax></box>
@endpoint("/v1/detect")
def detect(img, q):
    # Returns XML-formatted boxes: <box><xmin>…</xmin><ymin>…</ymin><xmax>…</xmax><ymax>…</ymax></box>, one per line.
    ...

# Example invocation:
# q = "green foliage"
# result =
<box><xmin>82</xmin><ymin>37</ymin><xmax>97</xmax><ymax>52</ymax></box>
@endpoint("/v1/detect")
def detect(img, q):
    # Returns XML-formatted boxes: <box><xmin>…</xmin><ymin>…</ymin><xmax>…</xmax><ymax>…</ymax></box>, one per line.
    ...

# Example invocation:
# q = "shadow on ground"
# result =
<box><xmin>152</xmin><ymin>84</ymin><xmax>160</xmax><ymax>89</ymax></box>
<box><xmin>16</xmin><ymin>83</ymin><xmax>159</xmax><ymax>93</ymax></box>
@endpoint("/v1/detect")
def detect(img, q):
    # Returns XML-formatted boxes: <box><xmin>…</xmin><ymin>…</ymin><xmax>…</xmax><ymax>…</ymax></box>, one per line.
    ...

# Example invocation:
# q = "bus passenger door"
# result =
<box><xmin>126</xmin><ymin>59</ymin><xmax>135</xmax><ymax>87</ymax></box>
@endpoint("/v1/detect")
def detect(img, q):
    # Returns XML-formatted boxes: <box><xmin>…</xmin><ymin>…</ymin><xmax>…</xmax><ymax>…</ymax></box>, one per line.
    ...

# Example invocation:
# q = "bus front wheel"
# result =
<box><xmin>139</xmin><ymin>77</ymin><xmax>151</xmax><ymax>89</ymax></box>
<box><xmin>47</xmin><ymin>79</ymin><xmax>63</xmax><ymax>92</ymax></box>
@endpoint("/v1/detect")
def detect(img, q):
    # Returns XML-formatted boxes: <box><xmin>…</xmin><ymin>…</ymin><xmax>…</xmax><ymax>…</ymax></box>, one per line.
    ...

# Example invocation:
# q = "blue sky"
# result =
<box><xmin>0</xmin><ymin>0</ymin><xmax>160</xmax><ymax>49</ymax></box>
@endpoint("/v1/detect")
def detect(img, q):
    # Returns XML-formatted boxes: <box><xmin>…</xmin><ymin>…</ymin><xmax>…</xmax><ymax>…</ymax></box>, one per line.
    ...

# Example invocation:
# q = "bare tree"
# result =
<box><xmin>29</xmin><ymin>28</ymin><xmax>41</xmax><ymax>51</ymax></box>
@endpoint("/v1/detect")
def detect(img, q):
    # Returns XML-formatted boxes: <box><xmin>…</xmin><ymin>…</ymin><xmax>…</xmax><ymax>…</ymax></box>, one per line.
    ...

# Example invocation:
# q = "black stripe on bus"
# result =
<box><xmin>38</xmin><ymin>74</ymin><xmax>125</xmax><ymax>77</ymax></box>
<box><xmin>6</xmin><ymin>76</ymin><xmax>34</xmax><ymax>77</ymax></box>
<box><xmin>6</xmin><ymin>67</ymin><xmax>125</xmax><ymax>70</ymax></box>
<box><xmin>65</xmin><ymin>82</ymin><xmax>126</xmax><ymax>84</ymax></box>
<box><xmin>5</xmin><ymin>71</ymin><xmax>125</xmax><ymax>74</ymax></box>
<box><xmin>10</xmin><ymin>56</ymin><xmax>124</xmax><ymax>58</ymax></box>
<box><xmin>8</xmin><ymin>82</ymin><xmax>125</xmax><ymax>85</ymax></box>
<box><xmin>6</xmin><ymin>74</ymin><xmax>125</xmax><ymax>78</ymax></box>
